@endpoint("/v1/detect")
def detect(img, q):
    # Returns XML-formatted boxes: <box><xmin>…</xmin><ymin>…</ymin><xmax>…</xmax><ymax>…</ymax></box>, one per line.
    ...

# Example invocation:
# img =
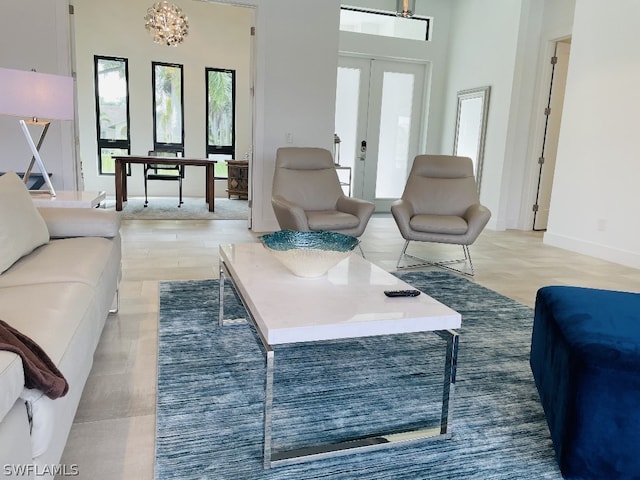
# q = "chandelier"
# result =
<box><xmin>144</xmin><ymin>1</ymin><xmax>189</xmax><ymax>47</ymax></box>
<box><xmin>396</xmin><ymin>0</ymin><xmax>416</xmax><ymax>17</ymax></box>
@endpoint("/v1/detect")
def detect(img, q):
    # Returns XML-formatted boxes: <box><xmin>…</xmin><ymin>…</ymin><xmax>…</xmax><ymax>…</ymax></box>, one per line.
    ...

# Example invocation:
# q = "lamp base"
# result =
<box><xmin>19</xmin><ymin>119</ymin><xmax>56</xmax><ymax>197</ymax></box>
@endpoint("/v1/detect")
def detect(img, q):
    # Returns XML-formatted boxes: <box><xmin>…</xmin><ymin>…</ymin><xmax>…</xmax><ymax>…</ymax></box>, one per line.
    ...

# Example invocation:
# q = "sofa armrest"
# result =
<box><xmin>37</xmin><ymin>208</ymin><xmax>121</xmax><ymax>239</ymax></box>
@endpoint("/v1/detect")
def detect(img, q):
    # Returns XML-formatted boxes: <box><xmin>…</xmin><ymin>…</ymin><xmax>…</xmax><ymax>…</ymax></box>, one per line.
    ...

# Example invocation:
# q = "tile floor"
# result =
<box><xmin>59</xmin><ymin>214</ymin><xmax>640</xmax><ymax>479</ymax></box>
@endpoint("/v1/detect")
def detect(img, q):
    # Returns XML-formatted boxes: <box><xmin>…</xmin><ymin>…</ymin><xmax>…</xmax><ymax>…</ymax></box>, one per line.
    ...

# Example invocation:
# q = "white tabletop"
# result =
<box><xmin>220</xmin><ymin>243</ymin><xmax>461</xmax><ymax>345</ymax></box>
<box><xmin>31</xmin><ymin>190</ymin><xmax>106</xmax><ymax>208</ymax></box>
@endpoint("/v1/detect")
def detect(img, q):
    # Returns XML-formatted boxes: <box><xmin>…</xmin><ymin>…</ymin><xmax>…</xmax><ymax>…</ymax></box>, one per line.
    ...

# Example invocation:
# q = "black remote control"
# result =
<box><xmin>384</xmin><ymin>289</ymin><xmax>421</xmax><ymax>297</ymax></box>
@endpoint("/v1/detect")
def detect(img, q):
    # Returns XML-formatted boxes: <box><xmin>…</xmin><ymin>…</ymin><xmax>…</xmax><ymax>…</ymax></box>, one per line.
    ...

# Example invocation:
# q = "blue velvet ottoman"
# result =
<box><xmin>530</xmin><ymin>286</ymin><xmax>640</xmax><ymax>480</ymax></box>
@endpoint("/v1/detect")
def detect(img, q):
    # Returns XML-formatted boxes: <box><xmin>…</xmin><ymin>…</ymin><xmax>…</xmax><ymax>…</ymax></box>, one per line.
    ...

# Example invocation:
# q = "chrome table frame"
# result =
<box><xmin>218</xmin><ymin>249</ymin><xmax>459</xmax><ymax>469</ymax></box>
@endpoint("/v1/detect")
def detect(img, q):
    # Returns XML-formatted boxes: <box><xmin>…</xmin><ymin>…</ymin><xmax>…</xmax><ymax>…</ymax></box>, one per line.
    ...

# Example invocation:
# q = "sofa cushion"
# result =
<box><xmin>0</xmin><ymin>172</ymin><xmax>49</xmax><ymax>274</ymax></box>
<box><xmin>0</xmin><ymin>282</ymin><xmax>100</xmax><ymax>459</ymax></box>
<box><xmin>0</xmin><ymin>283</ymin><xmax>97</xmax><ymax>369</ymax></box>
<box><xmin>0</xmin><ymin>236</ymin><xmax>119</xmax><ymax>289</ymax></box>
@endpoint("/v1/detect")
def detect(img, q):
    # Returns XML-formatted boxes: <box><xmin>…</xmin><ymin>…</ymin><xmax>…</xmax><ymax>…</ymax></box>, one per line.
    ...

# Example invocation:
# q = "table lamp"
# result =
<box><xmin>0</xmin><ymin>67</ymin><xmax>74</xmax><ymax>197</ymax></box>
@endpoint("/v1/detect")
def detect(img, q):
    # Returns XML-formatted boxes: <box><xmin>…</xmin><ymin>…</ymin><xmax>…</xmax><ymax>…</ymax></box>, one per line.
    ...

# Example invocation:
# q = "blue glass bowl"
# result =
<box><xmin>259</xmin><ymin>230</ymin><xmax>359</xmax><ymax>277</ymax></box>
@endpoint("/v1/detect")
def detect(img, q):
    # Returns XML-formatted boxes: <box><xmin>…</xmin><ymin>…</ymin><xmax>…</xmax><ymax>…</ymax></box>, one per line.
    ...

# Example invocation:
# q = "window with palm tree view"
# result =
<box><xmin>94</xmin><ymin>60</ymin><xmax>235</xmax><ymax>179</ymax></box>
<box><xmin>153</xmin><ymin>62</ymin><xmax>184</xmax><ymax>155</ymax></box>
<box><xmin>95</xmin><ymin>56</ymin><xmax>130</xmax><ymax>175</ymax></box>
<box><xmin>206</xmin><ymin>68</ymin><xmax>236</xmax><ymax>178</ymax></box>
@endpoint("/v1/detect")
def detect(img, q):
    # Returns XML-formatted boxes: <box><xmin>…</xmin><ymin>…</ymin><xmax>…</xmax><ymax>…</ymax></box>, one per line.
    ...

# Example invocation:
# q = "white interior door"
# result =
<box><xmin>335</xmin><ymin>56</ymin><xmax>426</xmax><ymax>211</ymax></box>
<box><xmin>533</xmin><ymin>40</ymin><xmax>571</xmax><ymax>230</ymax></box>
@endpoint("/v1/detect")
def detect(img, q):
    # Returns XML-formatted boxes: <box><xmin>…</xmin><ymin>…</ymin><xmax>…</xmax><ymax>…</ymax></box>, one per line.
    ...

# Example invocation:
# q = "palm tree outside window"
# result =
<box><xmin>152</xmin><ymin>62</ymin><xmax>184</xmax><ymax>175</ymax></box>
<box><xmin>206</xmin><ymin>68</ymin><xmax>236</xmax><ymax>179</ymax></box>
<box><xmin>94</xmin><ymin>56</ymin><xmax>130</xmax><ymax>175</ymax></box>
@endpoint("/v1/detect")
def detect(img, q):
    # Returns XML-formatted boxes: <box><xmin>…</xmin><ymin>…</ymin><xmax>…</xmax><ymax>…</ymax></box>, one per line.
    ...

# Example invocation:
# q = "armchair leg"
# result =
<box><xmin>109</xmin><ymin>288</ymin><xmax>120</xmax><ymax>314</ymax></box>
<box><xmin>462</xmin><ymin>245</ymin><xmax>474</xmax><ymax>275</ymax></box>
<box><xmin>396</xmin><ymin>240</ymin><xmax>411</xmax><ymax>269</ymax></box>
<box><xmin>396</xmin><ymin>241</ymin><xmax>475</xmax><ymax>276</ymax></box>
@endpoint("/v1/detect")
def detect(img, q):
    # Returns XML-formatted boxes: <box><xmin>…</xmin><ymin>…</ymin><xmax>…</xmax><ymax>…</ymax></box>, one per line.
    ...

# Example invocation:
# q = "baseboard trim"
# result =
<box><xmin>543</xmin><ymin>231</ymin><xmax>640</xmax><ymax>270</ymax></box>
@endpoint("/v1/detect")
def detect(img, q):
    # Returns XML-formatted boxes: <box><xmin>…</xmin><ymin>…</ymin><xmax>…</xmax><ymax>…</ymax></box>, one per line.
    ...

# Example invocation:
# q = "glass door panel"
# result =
<box><xmin>335</xmin><ymin>57</ymin><xmax>370</xmax><ymax>198</ymax></box>
<box><xmin>335</xmin><ymin>56</ymin><xmax>426</xmax><ymax>210</ymax></box>
<box><xmin>375</xmin><ymin>71</ymin><xmax>415</xmax><ymax>199</ymax></box>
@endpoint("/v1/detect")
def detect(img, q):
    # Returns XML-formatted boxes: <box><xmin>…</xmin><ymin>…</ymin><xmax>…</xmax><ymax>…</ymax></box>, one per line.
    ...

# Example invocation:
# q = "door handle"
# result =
<box><xmin>359</xmin><ymin>140</ymin><xmax>367</xmax><ymax>161</ymax></box>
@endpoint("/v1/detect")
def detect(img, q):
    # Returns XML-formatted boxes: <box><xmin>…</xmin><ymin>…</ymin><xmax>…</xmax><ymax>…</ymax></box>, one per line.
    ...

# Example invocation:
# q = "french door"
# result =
<box><xmin>335</xmin><ymin>56</ymin><xmax>426</xmax><ymax>211</ymax></box>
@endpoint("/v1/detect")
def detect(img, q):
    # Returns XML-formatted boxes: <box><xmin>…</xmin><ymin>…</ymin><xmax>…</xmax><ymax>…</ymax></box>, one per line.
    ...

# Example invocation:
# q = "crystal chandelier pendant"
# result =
<box><xmin>144</xmin><ymin>1</ymin><xmax>189</xmax><ymax>47</ymax></box>
<box><xmin>396</xmin><ymin>0</ymin><xmax>416</xmax><ymax>17</ymax></box>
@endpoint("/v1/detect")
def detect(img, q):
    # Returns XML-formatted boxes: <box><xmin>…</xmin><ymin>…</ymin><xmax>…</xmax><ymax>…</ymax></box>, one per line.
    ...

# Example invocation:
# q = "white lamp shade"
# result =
<box><xmin>0</xmin><ymin>67</ymin><xmax>74</xmax><ymax>121</ymax></box>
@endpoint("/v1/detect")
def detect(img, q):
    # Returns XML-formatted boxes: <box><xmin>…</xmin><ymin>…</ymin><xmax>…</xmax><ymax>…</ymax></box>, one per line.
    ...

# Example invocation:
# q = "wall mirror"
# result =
<box><xmin>453</xmin><ymin>86</ymin><xmax>490</xmax><ymax>193</ymax></box>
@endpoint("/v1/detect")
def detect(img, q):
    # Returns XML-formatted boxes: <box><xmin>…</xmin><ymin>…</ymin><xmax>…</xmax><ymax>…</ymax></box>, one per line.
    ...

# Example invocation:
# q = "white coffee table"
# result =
<box><xmin>218</xmin><ymin>243</ymin><xmax>461</xmax><ymax>468</ymax></box>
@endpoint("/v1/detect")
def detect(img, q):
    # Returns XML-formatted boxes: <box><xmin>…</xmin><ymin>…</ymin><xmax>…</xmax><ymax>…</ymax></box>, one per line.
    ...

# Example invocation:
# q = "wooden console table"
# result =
<box><xmin>113</xmin><ymin>155</ymin><xmax>216</xmax><ymax>212</ymax></box>
<box><xmin>226</xmin><ymin>160</ymin><xmax>248</xmax><ymax>199</ymax></box>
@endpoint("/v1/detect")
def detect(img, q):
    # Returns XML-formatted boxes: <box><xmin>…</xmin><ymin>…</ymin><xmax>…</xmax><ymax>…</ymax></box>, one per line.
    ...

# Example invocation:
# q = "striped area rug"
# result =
<box><xmin>155</xmin><ymin>271</ymin><xmax>562</xmax><ymax>479</ymax></box>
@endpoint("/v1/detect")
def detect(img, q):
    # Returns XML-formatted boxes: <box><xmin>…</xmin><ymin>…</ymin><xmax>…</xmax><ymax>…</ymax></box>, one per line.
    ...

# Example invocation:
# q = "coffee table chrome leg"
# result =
<box><xmin>217</xmin><ymin>257</ymin><xmax>275</xmax><ymax>466</ymax></box>
<box><xmin>436</xmin><ymin>329</ymin><xmax>459</xmax><ymax>436</ymax></box>
<box><xmin>264</xmin><ymin>330</ymin><xmax>459</xmax><ymax>468</ymax></box>
<box><xmin>263</xmin><ymin>348</ymin><xmax>275</xmax><ymax>468</ymax></box>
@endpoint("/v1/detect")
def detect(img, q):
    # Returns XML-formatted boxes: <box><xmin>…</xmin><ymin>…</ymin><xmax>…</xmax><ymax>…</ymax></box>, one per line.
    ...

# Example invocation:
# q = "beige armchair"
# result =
<box><xmin>271</xmin><ymin>147</ymin><xmax>374</xmax><ymax>238</ymax></box>
<box><xmin>391</xmin><ymin>154</ymin><xmax>491</xmax><ymax>275</ymax></box>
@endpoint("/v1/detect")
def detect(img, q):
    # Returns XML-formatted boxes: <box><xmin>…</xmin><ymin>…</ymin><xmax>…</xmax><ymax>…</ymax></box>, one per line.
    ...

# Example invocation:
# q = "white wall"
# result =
<box><xmin>240</xmin><ymin>0</ymin><xmax>342</xmax><ymax>231</ymax></box>
<box><xmin>0</xmin><ymin>0</ymin><xmax>76</xmax><ymax>190</ymax></box>
<box><xmin>9</xmin><ymin>1</ymin><xmax>640</xmax><ymax>271</ymax></box>
<box><xmin>544</xmin><ymin>0</ymin><xmax>640</xmax><ymax>268</ymax></box>
<box><xmin>517</xmin><ymin>0</ymin><xmax>575</xmax><ymax>231</ymax></box>
<box><xmin>73</xmin><ymin>0</ymin><xmax>253</xmax><ymax>198</ymax></box>
<box><xmin>339</xmin><ymin>0</ymin><xmax>453</xmax><ymax>155</ymax></box>
<box><xmin>440</xmin><ymin>0</ymin><xmax>526</xmax><ymax>230</ymax></box>
<box><xmin>340</xmin><ymin>0</ymin><xmax>551</xmax><ymax>232</ymax></box>
<box><xmin>1</xmin><ymin>0</ymin><xmax>341</xmax><ymax>233</ymax></box>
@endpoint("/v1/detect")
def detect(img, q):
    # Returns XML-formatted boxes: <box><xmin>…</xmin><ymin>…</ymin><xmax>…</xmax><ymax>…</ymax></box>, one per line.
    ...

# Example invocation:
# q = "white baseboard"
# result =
<box><xmin>543</xmin><ymin>231</ymin><xmax>640</xmax><ymax>270</ymax></box>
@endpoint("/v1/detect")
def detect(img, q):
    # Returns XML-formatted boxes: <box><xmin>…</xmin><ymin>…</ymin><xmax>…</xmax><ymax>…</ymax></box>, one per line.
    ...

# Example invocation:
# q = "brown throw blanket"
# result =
<box><xmin>0</xmin><ymin>319</ymin><xmax>68</xmax><ymax>399</ymax></box>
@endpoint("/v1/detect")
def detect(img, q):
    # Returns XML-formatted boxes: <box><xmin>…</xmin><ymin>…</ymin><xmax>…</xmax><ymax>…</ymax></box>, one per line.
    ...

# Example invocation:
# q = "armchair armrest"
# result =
<box><xmin>390</xmin><ymin>199</ymin><xmax>415</xmax><ymax>239</ymax></box>
<box><xmin>463</xmin><ymin>204</ymin><xmax>492</xmax><ymax>242</ymax></box>
<box><xmin>336</xmin><ymin>196</ymin><xmax>375</xmax><ymax>220</ymax></box>
<box><xmin>37</xmin><ymin>208</ymin><xmax>121</xmax><ymax>239</ymax></box>
<box><xmin>271</xmin><ymin>195</ymin><xmax>310</xmax><ymax>231</ymax></box>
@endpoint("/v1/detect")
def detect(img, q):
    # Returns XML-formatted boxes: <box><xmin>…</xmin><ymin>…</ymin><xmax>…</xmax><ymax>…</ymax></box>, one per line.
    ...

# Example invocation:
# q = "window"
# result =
<box><xmin>340</xmin><ymin>7</ymin><xmax>430</xmax><ymax>41</ymax></box>
<box><xmin>206</xmin><ymin>68</ymin><xmax>236</xmax><ymax>179</ymax></box>
<box><xmin>153</xmin><ymin>62</ymin><xmax>184</xmax><ymax>155</ymax></box>
<box><xmin>94</xmin><ymin>56</ymin><xmax>130</xmax><ymax>175</ymax></box>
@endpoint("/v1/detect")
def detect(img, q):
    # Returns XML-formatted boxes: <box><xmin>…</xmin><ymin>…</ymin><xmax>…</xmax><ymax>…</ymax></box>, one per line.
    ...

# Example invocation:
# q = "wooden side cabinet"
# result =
<box><xmin>226</xmin><ymin>160</ymin><xmax>249</xmax><ymax>199</ymax></box>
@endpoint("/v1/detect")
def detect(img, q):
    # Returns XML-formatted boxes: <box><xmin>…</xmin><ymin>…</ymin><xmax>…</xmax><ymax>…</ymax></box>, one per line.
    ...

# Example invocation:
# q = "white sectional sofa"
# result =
<box><xmin>0</xmin><ymin>172</ymin><xmax>121</xmax><ymax>479</ymax></box>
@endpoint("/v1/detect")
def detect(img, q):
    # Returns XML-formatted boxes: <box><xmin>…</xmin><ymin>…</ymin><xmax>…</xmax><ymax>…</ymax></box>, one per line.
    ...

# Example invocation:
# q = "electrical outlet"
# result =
<box><xmin>285</xmin><ymin>133</ymin><xmax>293</xmax><ymax>144</ymax></box>
<box><xmin>597</xmin><ymin>219</ymin><xmax>607</xmax><ymax>232</ymax></box>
